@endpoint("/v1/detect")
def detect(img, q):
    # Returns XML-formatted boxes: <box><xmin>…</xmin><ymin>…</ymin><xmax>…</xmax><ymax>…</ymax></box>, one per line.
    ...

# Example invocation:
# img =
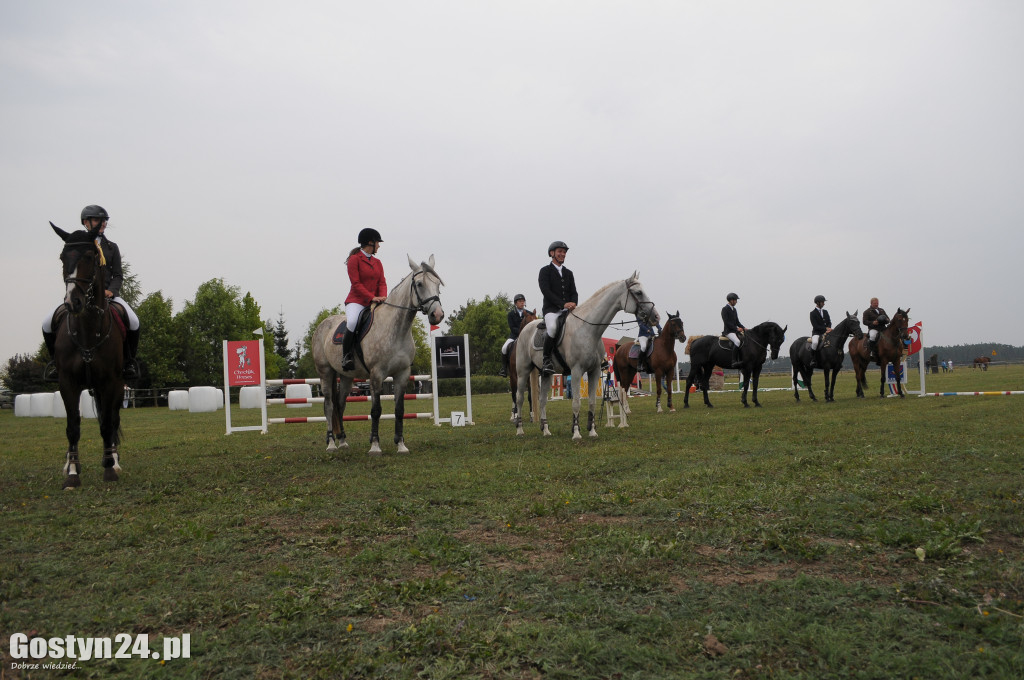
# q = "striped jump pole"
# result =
<box><xmin>267</xmin><ymin>394</ymin><xmax>434</xmax><ymax>405</ymax></box>
<box><xmin>923</xmin><ymin>391</ymin><xmax>1024</xmax><ymax>397</ymax></box>
<box><xmin>269</xmin><ymin>413</ymin><xmax>434</xmax><ymax>425</ymax></box>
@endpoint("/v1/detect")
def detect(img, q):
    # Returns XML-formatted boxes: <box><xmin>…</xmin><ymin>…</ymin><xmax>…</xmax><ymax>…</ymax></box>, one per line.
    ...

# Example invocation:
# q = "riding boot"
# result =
<box><xmin>636</xmin><ymin>348</ymin><xmax>647</xmax><ymax>374</ymax></box>
<box><xmin>42</xmin><ymin>331</ymin><xmax>58</xmax><ymax>381</ymax></box>
<box><xmin>541</xmin><ymin>335</ymin><xmax>556</xmax><ymax>376</ymax></box>
<box><xmin>498</xmin><ymin>350</ymin><xmax>509</xmax><ymax>378</ymax></box>
<box><xmin>123</xmin><ymin>328</ymin><xmax>141</xmax><ymax>380</ymax></box>
<box><xmin>730</xmin><ymin>344</ymin><xmax>743</xmax><ymax>368</ymax></box>
<box><xmin>869</xmin><ymin>339</ymin><xmax>879</xmax><ymax>362</ymax></box>
<box><xmin>808</xmin><ymin>346</ymin><xmax>817</xmax><ymax>369</ymax></box>
<box><xmin>341</xmin><ymin>330</ymin><xmax>356</xmax><ymax>371</ymax></box>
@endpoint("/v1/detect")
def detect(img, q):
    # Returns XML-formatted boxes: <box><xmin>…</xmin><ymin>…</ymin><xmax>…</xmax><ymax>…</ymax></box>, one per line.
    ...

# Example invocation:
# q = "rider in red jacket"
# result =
<box><xmin>342</xmin><ymin>228</ymin><xmax>387</xmax><ymax>370</ymax></box>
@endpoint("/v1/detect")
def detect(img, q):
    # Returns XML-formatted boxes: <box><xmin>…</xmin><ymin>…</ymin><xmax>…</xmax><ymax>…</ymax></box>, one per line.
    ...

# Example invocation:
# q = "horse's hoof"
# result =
<box><xmin>103</xmin><ymin>468</ymin><xmax>119</xmax><ymax>482</ymax></box>
<box><xmin>63</xmin><ymin>476</ymin><xmax>80</xmax><ymax>490</ymax></box>
<box><xmin>326</xmin><ymin>440</ymin><xmax>338</xmax><ymax>452</ymax></box>
<box><xmin>706</xmin><ymin>404</ymin><xmax>713</xmax><ymax>409</ymax></box>
<box><xmin>656</xmin><ymin>407</ymin><xmax>663</xmax><ymax>414</ymax></box>
<box><xmin>516</xmin><ymin>428</ymin><xmax>525</xmax><ymax>436</ymax></box>
<box><xmin>668</xmin><ymin>408</ymin><xmax>675</xmax><ymax>413</ymax></box>
<box><xmin>396</xmin><ymin>442</ymin><xmax>410</xmax><ymax>454</ymax></box>
<box><xmin>589</xmin><ymin>430</ymin><xmax>598</xmax><ymax>438</ymax></box>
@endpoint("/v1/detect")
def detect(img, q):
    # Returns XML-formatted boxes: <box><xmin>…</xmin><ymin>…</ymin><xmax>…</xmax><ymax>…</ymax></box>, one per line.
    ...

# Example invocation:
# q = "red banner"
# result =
<box><xmin>226</xmin><ymin>340</ymin><xmax>261</xmax><ymax>386</ymax></box>
<box><xmin>906</xmin><ymin>322</ymin><xmax>923</xmax><ymax>356</ymax></box>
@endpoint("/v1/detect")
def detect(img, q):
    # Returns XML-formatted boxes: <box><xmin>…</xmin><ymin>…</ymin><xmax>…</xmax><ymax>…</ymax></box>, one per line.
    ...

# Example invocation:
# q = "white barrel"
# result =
<box><xmin>285</xmin><ymin>383</ymin><xmax>313</xmax><ymax>408</ymax></box>
<box><xmin>239</xmin><ymin>385</ymin><xmax>263</xmax><ymax>409</ymax></box>
<box><xmin>14</xmin><ymin>394</ymin><xmax>33</xmax><ymax>417</ymax></box>
<box><xmin>52</xmin><ymin>391</ymin><xmax>67</xmax><ymax>418</ymax></box>
<box><xmin>30</xmin><ymin>392</ymin><xmax>55</xmax><ymax>417</ymax></box>
<box><xmin>188</xmin><ymin>386</ymin><xmax>220</xmax><ymax>413</ymax></box>
<box><xmin>168</xmin><ymin>390</ymin><xmax>190</xmax><ymax>411</ymax></box>
<box><xmin>79</xmin><ymin>390</ymin><xmax>98</xmax><ymax>419</ymax></box>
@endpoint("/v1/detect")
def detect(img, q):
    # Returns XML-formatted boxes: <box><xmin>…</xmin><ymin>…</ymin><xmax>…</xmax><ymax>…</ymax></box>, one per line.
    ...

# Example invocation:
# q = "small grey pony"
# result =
<box><xmin>313</xmin><ymin>255</ymin><xmax>444</xmax><ymax>455</ymax></box>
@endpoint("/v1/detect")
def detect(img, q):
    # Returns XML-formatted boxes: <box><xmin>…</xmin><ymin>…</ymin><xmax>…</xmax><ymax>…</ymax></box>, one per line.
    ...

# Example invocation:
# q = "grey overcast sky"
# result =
<box><xmin>3</xmin><ymin>1</ymin><xmax>1023</xmax><ymax>366</ymax></box>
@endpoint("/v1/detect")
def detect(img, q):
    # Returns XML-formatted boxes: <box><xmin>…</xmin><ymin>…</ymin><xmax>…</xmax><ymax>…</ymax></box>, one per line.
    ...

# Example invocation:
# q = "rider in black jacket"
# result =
<box><xmin>808</xmin><ymin>295</ymin><xmax>832</xmax><ymax>368</ymax></box>
<box><xmin>721</xmin><ymin>293</ymin><xmax>744</xmax><ymax>368</ymax></box>
<box><xmin>538</xmin><ymin>241</ymin><xmax>578</xmax><ymax>376</ymax></box>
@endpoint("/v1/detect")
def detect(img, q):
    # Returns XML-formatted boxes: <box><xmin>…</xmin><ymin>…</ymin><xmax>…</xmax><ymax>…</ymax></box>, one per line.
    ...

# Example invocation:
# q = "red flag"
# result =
<box><xmin>906</xmin><ymin>322</ymin><xmax>923</xmax><ymax>356</ymax></box>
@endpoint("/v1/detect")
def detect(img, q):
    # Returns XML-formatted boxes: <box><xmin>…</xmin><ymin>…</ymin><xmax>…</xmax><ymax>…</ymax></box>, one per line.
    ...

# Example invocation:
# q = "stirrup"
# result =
<box><xmin>43</xmin><ymin>361</ymin><xmax>58</xmax><ymax>381</ymax></box>
<box><xmin>541</xmin><ymin>359</ymin><xmax>555</xmax><ymax>376</ymax></box>
<box><xmin>341</xmin><ymin>353</ymin><xmax>355</xmax><ymax>371</ymax></box>
<box><xmin>123</xmin><ymin>360</ymin><xmax>139</xmax><ymax>380</ymax></box>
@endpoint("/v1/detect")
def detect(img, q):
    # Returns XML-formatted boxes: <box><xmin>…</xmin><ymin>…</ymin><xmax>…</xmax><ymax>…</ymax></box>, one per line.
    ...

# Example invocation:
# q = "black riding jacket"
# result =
<box><xmin>810</xmin><ymin>308</ymin><xmax>831</xmax><ymax>335</ymax></box>
<box><xmin>538</xmin><ymin>263</ymin><xmax>578</xmax><ymax>315</ymax></box>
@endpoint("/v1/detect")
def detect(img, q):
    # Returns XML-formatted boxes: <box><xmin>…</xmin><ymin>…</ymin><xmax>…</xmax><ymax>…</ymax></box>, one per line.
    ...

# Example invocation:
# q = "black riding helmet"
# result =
<box><xmin>358</xmin><ymin>228</ymin><xmax>383</xmax><ymax>246</ymax></box>
<box><xmin>514</xmin><ymin>293</ymin><xmax>526</xmax><ymax>303</ymax></box>
<box><xmin>726</xmin><ymin>293</ymin><xmax>739</xmax><ymax>301</ymax></box>
<box><xmin>81</xmin><ymin>205</ymin><xmax>109</xmax><ymax>223</ymax></box>
<box><xmin>814</xmin><ymin>295</ymin><xmax>826</xmax><ymax>304</ymax></box>
<box><xmin>548</xmin><ymin>241</ymin><xmax>569</xmax><ymax>257</ymax></box>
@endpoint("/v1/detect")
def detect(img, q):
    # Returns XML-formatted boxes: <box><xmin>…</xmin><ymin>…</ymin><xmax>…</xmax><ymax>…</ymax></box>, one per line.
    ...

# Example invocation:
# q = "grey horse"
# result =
<box><xmin>514</xmin><ymin>273</ymin><xmax>659</xmax><ymax>440</ymax></box>
<box><xmin>312</xmin><ymin>255</ymin><xmax>444</xmax><ymax>455</ymax></box>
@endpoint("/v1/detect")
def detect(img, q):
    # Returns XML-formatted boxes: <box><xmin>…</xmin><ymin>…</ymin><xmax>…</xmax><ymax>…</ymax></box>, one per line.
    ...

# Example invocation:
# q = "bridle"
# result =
<box><xmin>379</xmin><ymin>270</ymin><xmax>442</xmax><ymax>317</ymax></box>
<box><xmin>570</xmin><ymin>279</ymin><xmax>655</xmax><ymax>327</ymax></box>
<box><xmin>61</xmin><ymin>243</ymin><xmax>114</xmax><ymax>363</ymax></box>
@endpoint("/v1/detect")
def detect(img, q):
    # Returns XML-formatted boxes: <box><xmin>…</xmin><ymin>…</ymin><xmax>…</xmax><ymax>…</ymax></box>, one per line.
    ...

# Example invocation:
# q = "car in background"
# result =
<box><xmin>0</xmin><ymin>388</ymin><xmax>13</xmax><ymax>409</ymax></box>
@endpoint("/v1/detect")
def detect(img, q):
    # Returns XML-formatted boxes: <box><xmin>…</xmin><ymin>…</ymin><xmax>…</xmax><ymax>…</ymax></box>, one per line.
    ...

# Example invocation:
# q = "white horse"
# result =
<box><xmin>514</xmin><ymin>274</ymin><xmax>659</xmax><ymax>440</ymax></box>
<box><xmin>312</xmin><ymin>255</ymin><xmax>444</xmax><ymax>455</ymax></box>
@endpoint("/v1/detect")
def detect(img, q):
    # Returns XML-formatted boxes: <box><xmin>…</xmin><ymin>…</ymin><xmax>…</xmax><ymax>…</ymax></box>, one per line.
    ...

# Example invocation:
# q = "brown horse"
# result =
<box><xmin>612</xmin><ymin>312</ymin><xmax>685</xmax><ymax>425</ymax></box>
<box><xmin>50</xmin><ymin>223</ymin><xmax>127</xmax><ymax>488</ymax></box>
<box><xmin>508</xmin><ymin>308</ymin><xmax>538</xmax><ymax>421</ymax></box>
<box><xmin>972</xmin><ymin>356</ymin><xmax>990</xmax><ymax>371</ymax></box>
<box><xmin>849</xmin><ymin>307</ymin><xmax>911</xmax><ymax>398</ymax></box>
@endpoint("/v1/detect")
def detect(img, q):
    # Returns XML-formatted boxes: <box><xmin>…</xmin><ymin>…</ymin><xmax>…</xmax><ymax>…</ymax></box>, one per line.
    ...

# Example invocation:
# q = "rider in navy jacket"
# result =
<box><xmin>538</xmin><ymin>241</ymin><xmax>578</xmax><ymax>375</ymax></box>
<box><xmin>808</xmin><ymin>295</ymin><xmax>831</xmax><ymax>368</ymax></box>
<box><xmin>721</xmin><ymin>293</ymin><xmax>744</xmax><ymax>368</ymax></box>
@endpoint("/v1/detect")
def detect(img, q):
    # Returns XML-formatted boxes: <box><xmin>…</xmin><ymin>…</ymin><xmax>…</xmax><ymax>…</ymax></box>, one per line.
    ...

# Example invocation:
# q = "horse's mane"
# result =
<box><xmin>684</xmin><ymin>335</ymin><xmax>706</xmax><ymax>355</ymax></box>
<box><xmin>577</xmin><ymin>278</ymin><xmax>628</xmax><ymax>309</ymax></box>
<box><xmin>64</xmin><ymin>229</ymin><xmax>98</xmax><ymax>246</ymax></box>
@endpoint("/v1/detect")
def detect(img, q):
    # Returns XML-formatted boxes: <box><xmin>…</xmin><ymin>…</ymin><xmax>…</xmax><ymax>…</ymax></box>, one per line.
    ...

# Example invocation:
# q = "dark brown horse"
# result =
<box><xmin>849</xmin><ymin>307</ymin><xmax>911</xmax><ymax>398</ymax></box>
<box><xmin>972</xmin><ymin>356</ymin><xmax>990</xmax><ymax>371</ymax></box>
<box><xmin>684</xmin><ymin>321</ymin><xmax>787</xmax><ymax>408</ymax></box>
<box><xmin>789</xmin><ymin>311</ymin><xmax>863</xmax><ymax>403</ymax></box>
<box><xmin>508</xmin><ymin>308</ymin><xmax>538</xmax><ymax>422</ymax></box>
<box><xmin>612</xmin><ymin>312</ymin><xmax>685</xmax><ymax>423</ymax></box>
<box><xmin>50</xmin><ymin>223</ymin><xmax>126</xmax><ymax>488</ymax></box>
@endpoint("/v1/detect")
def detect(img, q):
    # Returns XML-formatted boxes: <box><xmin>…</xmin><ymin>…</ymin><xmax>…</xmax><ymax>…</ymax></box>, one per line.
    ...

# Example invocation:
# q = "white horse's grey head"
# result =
<box><xmin>407</xmin><ymin>254</ymin><xmax>445</xmax><ymax>325</ymax></box>
<box><xmin>625</xmin><ymin>272</ymin><xmax>659</xmax><ymax>326</ymax></box>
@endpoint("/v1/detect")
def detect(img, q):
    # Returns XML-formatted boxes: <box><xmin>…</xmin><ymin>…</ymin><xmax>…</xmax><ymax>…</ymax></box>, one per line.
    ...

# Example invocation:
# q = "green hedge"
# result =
<box><xmin>437</xmin><ymin>375</ymin><xmax>510</xmax><ymax>396</ymax></box>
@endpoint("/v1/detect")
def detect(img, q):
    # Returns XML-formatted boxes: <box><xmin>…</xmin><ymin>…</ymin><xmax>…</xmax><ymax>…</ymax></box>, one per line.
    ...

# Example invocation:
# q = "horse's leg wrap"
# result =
<box><xmin>587</xmin><ymin>411</ymin><xmax>594</xmax><ymax>432</ymax></box>
<box><xmin>540</xmin><ymin>418</ymin><xmax>547</xmax><ymax>432</ymax></box>
<box><xmin>102</xmin><ymin>446</ymin><xmax>120</xmax><ymax>482</ymax></box>
<box><xmin>572</xmin><ymin>413</ymin><xmax>579</xmax><ymax>433</ymax></box>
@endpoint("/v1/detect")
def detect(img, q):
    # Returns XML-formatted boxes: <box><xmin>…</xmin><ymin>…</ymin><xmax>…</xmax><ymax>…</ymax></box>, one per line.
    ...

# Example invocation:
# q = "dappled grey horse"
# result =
<box><xmin>514</xmin><ymin>273</ymin><xmax>659</xmax><ymax>440</ymax></box>
<box><xmin>312</xmin><ymin>255</ymin><xmax>444</xmax><ymax>455</ymax></box>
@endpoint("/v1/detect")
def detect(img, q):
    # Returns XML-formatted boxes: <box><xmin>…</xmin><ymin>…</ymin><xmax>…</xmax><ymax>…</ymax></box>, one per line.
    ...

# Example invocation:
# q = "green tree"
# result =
<box><xmin>176</xmin><ymin>279</ymin><xmax>252</xmax><ymax>386</ymax></box>
<box><xmin>295</xmin><ymin>307</ymin><xmax>342</xmax><ymax>378</ymax></box>
<box><xmin>446</xmin><ymin>294</ymin><xmax>510</xmax><ymax>375</ymax></box>
<box><xmin>1</xmin><ymin>353</ymin><xmax>47</xmax><ymax>393</ymax></box>
<box><xmin>411</xmin><ymin>317</ymin><xmax>431</xmax><ymax>376</ymax></box>
<box><xmin>136</xmin><ymin>291</ymin><xmax>186</xmax><ymax>388</ymax></box>
<box><xmin>273</xmin><ymin>311</ymin><xmax>296</xmax><ymax>378</ymax></box>
<box><xmin>119</xmin><ymin>260</ymin><xmax>142</xmax><ymax>308</ymax></box>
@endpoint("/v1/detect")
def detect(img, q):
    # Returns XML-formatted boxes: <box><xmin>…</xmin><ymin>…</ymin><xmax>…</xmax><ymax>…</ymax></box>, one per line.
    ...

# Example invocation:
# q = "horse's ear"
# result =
<box><xmin>675</xmin><ymin>310</ymin><xmax>680</xmax><ymax>317</ymax></box>
<box><xmin>783</xmin><ymin>325</ymin><xmax>788</xmax><ymax>333</ymax></box>
<box><xmin>50</xmin><ymin>221</ymin><xmax>71</xmax><ymax>242</ymax></box>
<box><xmin>905</xmin><ymin>307</ymin><xmax>911</xmax><ymax>316</ymax></box>
<box><xmin>427</xmin><ymin>254</ymin><xmax>435</xmax><ymax>269</ymax></box>
<box><xmin>407</xmin><ymin>255</ymin><xmax>420</xmax><ymax>273</ymax></box>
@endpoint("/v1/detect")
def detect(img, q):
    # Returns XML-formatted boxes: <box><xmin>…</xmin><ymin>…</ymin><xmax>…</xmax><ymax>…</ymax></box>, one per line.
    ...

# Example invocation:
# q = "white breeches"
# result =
<box><xmin>43</xmin><ymin>297</ymin><xmax>139</xmax><ymax>331</ymax></box>
<box><xmin>544</xmin><ymin>312</ymin><xmax>561</xmax><ymax>338</ymax></box>
<box><xmin>501</xmin><ymin>338</ymin><xmax>514</xmax><ymax>354</ymax></box>
<box><xmin>345</xmin><ymin>303</ymin><xmax>366</xmax><ymax>331</ymax></box>
<box><xmin>811</xmin><ymin>334</ymin><xmax>821</xmax><ymax>350</ymax></box>
<box><xmin>638</xmin><ymin>336</ymin><xmax>650</xmax><ymax>352</ymax></box>
<box><xmin>868</xmin><ymin>329</ymin><xmax>879</xmax><ymax>341</ymax></box>
<box><xmin>727</xmin><ymin>332</ymin><xmax>741</xmax><ymax>348</ymax></box>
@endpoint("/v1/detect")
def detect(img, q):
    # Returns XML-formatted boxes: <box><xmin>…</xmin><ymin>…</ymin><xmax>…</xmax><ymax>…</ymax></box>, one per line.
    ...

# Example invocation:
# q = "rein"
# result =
<box><xmin>569</xmin><ymin>280</ymin><xmax>652</xmax><ymax>327</ymax></box>
<box><xmin>377</xmin><ymin>270</ymin><xmax>440</xmax><ymax>316</ymax></box>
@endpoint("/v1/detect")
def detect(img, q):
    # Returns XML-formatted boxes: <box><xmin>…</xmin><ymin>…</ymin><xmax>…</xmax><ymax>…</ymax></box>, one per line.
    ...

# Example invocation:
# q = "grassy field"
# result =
<box><xmin>2</xmin><ymin>365</ymin><xmax>1022</xmax><ymax>678</ymax></box>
